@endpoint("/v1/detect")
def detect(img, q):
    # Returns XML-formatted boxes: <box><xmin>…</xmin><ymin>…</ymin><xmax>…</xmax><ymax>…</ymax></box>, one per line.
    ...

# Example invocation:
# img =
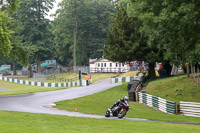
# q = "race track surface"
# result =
<box><xmin>0</xmin><ymin>78</ymin><xmax>199</xmax><ymax>125</ymax></box>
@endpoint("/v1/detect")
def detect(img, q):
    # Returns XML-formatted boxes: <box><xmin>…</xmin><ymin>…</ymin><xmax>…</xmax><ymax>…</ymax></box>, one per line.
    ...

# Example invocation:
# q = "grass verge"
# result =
<box><xmin>0</xmin><ymin>80</ymin><xmax>66</xmax><ymax>96</ymax></box>
<box><xmin>0</xmin><ymin>111</ymin><xmax>199</xmax><ymax>133</ymax></box>
<box><xmin>19</xmin><ymin>73</ymin><xmax>117</xmax><ymax>83</ymax></box>
<box><xmin>55</xmin><ymin>83</ymin><xmax>200</xmax><ymax>123</ymax></box>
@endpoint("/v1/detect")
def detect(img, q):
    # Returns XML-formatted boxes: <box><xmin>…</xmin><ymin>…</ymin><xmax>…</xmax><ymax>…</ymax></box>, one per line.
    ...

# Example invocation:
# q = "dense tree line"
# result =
<box><xmin>0</xmin><ymin>0</ymin><xmax>200</xmax><ymax>79</ymax></box>
<box><xmin>0</xmin><ymin>0</ymin><xmax>115</xmax><ymax>76</ymax></box>
<box><xmin>52</xmin><ymin>0</ymin><xmax>115</xmax><ymax>66</ymax></box>
<box><xmin>105</xmin><ymin>0</ymin><xmax>200</xmax><ymax>79</ymax></box>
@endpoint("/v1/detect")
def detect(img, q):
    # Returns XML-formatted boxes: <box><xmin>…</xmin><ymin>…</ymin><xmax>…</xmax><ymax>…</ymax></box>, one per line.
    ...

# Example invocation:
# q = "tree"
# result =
<box><xmin>8</xmin><ymin>16</ymin><xmax>28</xmax><ymax>75</ymax></box>
<box><xmin>129</xmin><ymin>0</ymin><xmax>200</xmax><ymax>71</ymax></box>
<box><xmin>15</xmin><ymin>0</ymin><xmax>55</xmax><ymax>74</ymax></box>
<box><xmin>105</xmin><ymin>3</ymin><xmax>161</xmax><ymax>79</ymax></box>
<box><xmin>52</xmin><ymin>0</ymin><xmax>115</xmax><ymax>67</ymax></box>
<box><xmin>0</xmin><ymin>0</ymin><xmax>19</xmax><ymax>57</ymax></box>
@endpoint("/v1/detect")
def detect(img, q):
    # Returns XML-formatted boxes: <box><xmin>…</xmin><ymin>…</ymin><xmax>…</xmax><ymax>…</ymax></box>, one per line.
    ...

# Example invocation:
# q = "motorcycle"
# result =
<box><xmin>105</xmin><ymin>101</ymin><xmax>130</xmax><ymax>119</ymax></box>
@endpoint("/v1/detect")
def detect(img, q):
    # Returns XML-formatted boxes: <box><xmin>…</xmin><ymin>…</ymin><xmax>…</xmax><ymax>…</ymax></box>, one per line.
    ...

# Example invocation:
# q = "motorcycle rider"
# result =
<box><xmin>109</xmin><ymin>96</ymin><xmax>130</xmax><ymax>113</ymax></box>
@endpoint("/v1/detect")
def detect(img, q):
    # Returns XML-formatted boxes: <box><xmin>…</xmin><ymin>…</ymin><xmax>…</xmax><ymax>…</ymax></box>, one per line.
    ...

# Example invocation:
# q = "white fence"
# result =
<box><xmin>110</xmin><ymin>76</ymin><xmax>142</xmax><ymax>83</ymax></box>
<box><xmin>180</xmin><ymin>101</ymin><xmax>200</xmax><ymax>117</ymax></box>
<box><xmin>0</xmin><ymin>76</ymin><xmax>89</xmax><ymax>87</ymax></box>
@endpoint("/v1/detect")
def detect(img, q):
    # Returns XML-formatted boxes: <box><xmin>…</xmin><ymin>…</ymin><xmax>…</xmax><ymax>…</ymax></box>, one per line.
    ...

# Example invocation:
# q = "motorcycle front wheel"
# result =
<box><xmin>105</xmin><ymin>109</ymin><xmax>110</xmax><ymax>117</ymax></box>
<box><xmin>118</xmin><ymin>109</ymin><xmax>127</xmax><ymax>119</ymax></box>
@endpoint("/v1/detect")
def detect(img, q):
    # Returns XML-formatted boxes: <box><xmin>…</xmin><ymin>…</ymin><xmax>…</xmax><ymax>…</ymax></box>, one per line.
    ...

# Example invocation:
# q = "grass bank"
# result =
<box><xmin>0</xmin><ymin>111</ymin><xmax>199</xmax><ymax>133</ymax></box>
<box><xmin>55</xmin><ymin>83</ymin><xmax>200</xmax><ymax>123</ymax></box>
<box><xmin>145</xmin><ymin>75</ymin><xmax>200</xmax><ymax>103</ymax></box>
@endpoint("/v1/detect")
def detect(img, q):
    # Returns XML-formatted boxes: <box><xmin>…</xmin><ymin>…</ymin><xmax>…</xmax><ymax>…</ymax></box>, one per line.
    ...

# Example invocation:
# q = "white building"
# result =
<box><xmin>89</xmin><ymin>58</ymin><xmax>129</xmax><ymax>73</ymax></box>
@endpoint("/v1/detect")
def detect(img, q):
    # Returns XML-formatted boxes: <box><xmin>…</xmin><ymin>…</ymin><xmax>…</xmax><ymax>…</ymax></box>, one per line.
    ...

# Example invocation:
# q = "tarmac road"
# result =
<box><xmin>0</xmin><ymin>78</ymin><xmax>199</xmax><ymax>125</ymax></box>
<box><xmin>0</xmin><ymin>78</ymin><xmax>120</xmax><ymax>113</ymax></box>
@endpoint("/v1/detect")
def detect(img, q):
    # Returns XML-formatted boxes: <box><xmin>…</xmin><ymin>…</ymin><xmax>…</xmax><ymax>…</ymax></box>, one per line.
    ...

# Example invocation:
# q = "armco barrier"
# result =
<box><xmin>138</xmin><ymin>92</ymin><xmax>177</xmax><ymax>114</ymax></box>
<box><xmin>110</xmin><ymin>76</ymin><xmax>142</xmax><ymax>83</ymax></box>
<box><xmin>0</xmin><ymin>76</ymin><xmax>89</xmax><ymax>87</ymax></box>
<box><xmin>180</xmin><ymin>101</ymin><xmax>200</xmax><ymax>117</ymax></box>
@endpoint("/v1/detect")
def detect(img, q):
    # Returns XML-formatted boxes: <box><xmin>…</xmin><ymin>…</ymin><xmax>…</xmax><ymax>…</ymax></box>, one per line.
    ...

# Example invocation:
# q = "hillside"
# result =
<box><xmin>145</xmin><ymin>75</ymin><xmax>200</xmax><ymax>103</ymax></box>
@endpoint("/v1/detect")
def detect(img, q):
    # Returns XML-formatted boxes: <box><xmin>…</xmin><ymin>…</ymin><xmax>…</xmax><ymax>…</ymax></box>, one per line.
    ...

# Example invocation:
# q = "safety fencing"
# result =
<box><xmin>110</xmin><ymin>76</ymin><xmax>142</xmax><ymax>83</ymax></box>
<box><xmin>138</xmin><ymin>92</ymin><xmax>177</xmax><ymax>114</ymax></box>
<box><xmin>180</xmin><ymin>101</ymin><xmax>200</xmax><ymax>117</ymax></box>
<box><xmin>0</xmin><ymin>76</ymin><xmax>89</xmax><ymax>87</ymax></box>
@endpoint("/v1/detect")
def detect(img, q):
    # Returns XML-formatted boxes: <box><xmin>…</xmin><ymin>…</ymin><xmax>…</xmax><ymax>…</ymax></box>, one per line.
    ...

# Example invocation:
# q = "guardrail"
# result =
<box><xmin>138</xmin><ymin>92</ymin><xmax>177</xmax><ymax>114</ymax></box>
<box><xmin>110</xmin><ymin>76</ymin><xmax>142</xmax><ymax>83</ymax></box>
<box><xmin>180</xmin><ymin>101</ymin><xmax>200</xmax><ymax>117</ymax></box>
<box><xmin>90</xmin><ymin>68</ymin><xmax>128</xmax><ymax>73</ymax></box>
<box><xmin>0</xmin><ymin>76</ymin><xmax>89</xmax><ymax>87</ymax></box>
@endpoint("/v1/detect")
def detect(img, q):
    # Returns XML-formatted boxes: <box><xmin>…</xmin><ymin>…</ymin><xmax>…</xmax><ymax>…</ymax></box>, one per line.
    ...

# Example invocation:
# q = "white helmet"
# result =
<box><xmin>124</xmin><ymin>96</ymin><xmax>129</xmax><ymax>101</ymax></box>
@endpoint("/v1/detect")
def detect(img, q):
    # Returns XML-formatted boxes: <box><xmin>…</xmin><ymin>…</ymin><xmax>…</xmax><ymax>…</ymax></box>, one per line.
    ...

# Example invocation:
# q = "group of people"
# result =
<box><xmin>129</xmin><ymin>61</ymin><xmax>148</xmax><ymax>71</ymax></box>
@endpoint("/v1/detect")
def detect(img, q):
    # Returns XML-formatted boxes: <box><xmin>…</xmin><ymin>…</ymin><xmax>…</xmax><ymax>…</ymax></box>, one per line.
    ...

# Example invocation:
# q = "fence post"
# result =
<box><xmin>135</xmin><ymin>91</ymin><xmax>139</xmax><ymax>102</ymax></box>
<box><xmin>175</xmin><ymin>102</ymin><xmax>178</xmax><ymax>114</ymax></box>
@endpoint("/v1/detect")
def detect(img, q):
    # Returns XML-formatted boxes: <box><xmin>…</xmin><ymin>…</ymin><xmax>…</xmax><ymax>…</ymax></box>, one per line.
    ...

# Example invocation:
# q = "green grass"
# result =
<box><xmin>145</xmin><ymin>75</ymin><xmax>200</xmax><ymax>103</ymax></box>
<box><xmin>55</xmin><ymin>83</ymin><xmax>200</xmax><ymax>123</ymax></box>
<box><xmin>90</xmin><ymin>73</ymin><xmax>117</xmax><ymax>83</ymax></box>
<box><xmin>19</xmin><ymin>73</ymin><xmax>117</xmax><ymax>83</ymax></box>
<box><xmin>19</xmin><ymin>73</ymin><xmax>79</xmax><ymax>83</ymax></box>
<box><xmin>0</xmin><ymin>80</ymin><xmax>66</xmax><ymax>96</ymax></box>
<box><xmin>0</xmin><ymin>111</ymin><xmax>199</xmax><ymax>133</ymax></box>
<box><xmin>117</xmin><ymin>71</ymin><xmax>139</xmax><ymax>77</ymax></box>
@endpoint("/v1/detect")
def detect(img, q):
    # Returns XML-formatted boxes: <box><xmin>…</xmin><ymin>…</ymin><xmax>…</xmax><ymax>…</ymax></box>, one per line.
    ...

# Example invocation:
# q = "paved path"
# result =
<box><xmin>0</xmin><ymin>88</ymin><xmax>12</xmax><ymax>92</ymax></box>
<box><xmin>0</xmin><ymin>78</ymin><xmax>119</xmax><ymax>113</ymax></box>
<box><xmin>0</xmin><ymin>78</ymin><xmax>199</xmax><ymax>125</ymax></box>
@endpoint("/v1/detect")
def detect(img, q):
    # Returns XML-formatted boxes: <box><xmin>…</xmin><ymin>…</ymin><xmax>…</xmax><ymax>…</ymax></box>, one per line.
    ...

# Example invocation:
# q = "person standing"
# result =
<box><xmin>85</xmin><ymin>75</ymin><xmax>89</xmax><ymax>86</ymax></box>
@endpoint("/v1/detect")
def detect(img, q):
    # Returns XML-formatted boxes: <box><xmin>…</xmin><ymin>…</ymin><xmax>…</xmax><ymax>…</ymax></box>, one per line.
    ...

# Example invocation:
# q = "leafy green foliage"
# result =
<box><xmin>0</xmin><ymin>0</ymin><xmax>20</xmax><ymax>57</ymax></box>
<box><xmin>13</xmin><ymin>0</ymin><xmax>55</xmax><ymax>73</ymax></box>
<box><xmin>0</xmin><ymin>11</ymin><xmax>12</xmax><ymax>57</ymax></box>
<box><xmin>129</xmin><ymin>0</ymin><xmax>200</xmax><ymax>65</ymax></box>
<box><xmin>105</xmin><ymin>3</ymin><xmax>160</xmax><ymax>79</ymax></box>
<box><xmin>52</xmin><ymin>0</ymin><xmax>115</xmax><ymax>66</ymax></box>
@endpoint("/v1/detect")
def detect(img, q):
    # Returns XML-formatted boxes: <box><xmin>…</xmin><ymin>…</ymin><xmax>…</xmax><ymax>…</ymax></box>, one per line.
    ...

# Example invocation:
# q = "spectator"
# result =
<box><xmin>85</xmin><ymin>75</ymin><xmax>89</xmax><ymax>86</ymax></box>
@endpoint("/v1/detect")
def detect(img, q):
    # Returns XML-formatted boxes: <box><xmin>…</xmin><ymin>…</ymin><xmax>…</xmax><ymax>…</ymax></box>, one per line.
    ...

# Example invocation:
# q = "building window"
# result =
<box><xmin>110</xmin><ymin>63</ymin><xmax>112</xmax><ymax>67</ymax></box>
<box><xmin>116</xmin><ymin>63</ymin><xmax>118</xmax><ymax>67</ymax></box>
<box><xmin>119</xmin><ymin>63</ymin><xmax>121</xmax><ymax>67</ymax></box>
<box><xmin>104</xmin><ymin>63</ymin><xmax>106</xmax><ymax>67</ymax></box>
<box><xmin>122</xmin><ymin>63</ymin><xmax>124</xmax><ymax>67</ymax></box>
<box><xmin>98</xmin><ymin>63</ymin><xmax>100</xmax><ymax>67</ymax></box>
<box><xmin>101</xmin><ymin>63</ymin><xmax>103</xmax><ymax>67</ymax></box>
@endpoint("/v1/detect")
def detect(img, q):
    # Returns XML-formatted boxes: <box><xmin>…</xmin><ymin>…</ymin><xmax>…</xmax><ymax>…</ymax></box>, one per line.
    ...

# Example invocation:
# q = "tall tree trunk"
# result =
<box><xmin>73</xmin><ymin>1</ymin><xmax>78</xmax><ymax>72</ymax></box>
<box><xmin>187</xmin><ymin>64</ymin><xmax>190</xmax><ymax>78</ymax></box>
<box><xmin>37</xmin><ymin>54</ymin><xmax>41</xmax><ymax>74</ymax></box>
<box><xmin>193</xmin><ymin>66</ymin><xmax>196</xmax><ymax>79</ymax></box>
<box><xmin>198</xmin><ymin>63</ymin><xmax>199</xmax><ymax>84</ymax></box>
<box><xmin>191</xmin><ymin>64</ymin><xmax>194</xmax><ymax>78</ymax></box>
<box><xmin>28</xmin><ymin>58</ymin><xmax>33</xmax><ymax>77</ymax></box>
<box><xmin>12</xmin><ymin>60</ymin><xmax>17</xmax><ymax>75</ymax></box>
<box><xmin>148</xmin><ymin>62</ymin><xmax>156</xmax><ymax>79</ymax></box>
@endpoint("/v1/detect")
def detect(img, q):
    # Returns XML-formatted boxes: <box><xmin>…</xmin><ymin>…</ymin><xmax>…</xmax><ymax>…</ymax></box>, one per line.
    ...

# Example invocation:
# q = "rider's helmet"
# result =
<box><xmin>124</xmin><ymin>96</ymin><xmax>129</xmax><ymax>102</ymax></box>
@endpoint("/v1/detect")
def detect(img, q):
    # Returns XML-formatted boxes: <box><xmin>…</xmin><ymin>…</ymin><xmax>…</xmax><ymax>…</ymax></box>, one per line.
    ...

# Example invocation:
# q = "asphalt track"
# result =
<box><xmin>0</xmin><ymin>78</ymin><xmax>199</xmax><ymax>125</ymax></box>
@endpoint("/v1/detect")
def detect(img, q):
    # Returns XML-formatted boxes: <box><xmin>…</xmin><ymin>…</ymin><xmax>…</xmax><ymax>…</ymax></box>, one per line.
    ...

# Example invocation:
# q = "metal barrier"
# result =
<box><xmin>138</xmin><ymin>92</ymin><xmax>177</xmax><ymax>114</ymax></box>
<box><xmin>110</xmin><ymin>76</ymin><xmax>142</xmax><ymax>83</ymax></box>
<box><xmin>180</xmin><ymin>101</ymin><xmax>200</xmax><ymax>117</ymax></box>
<box><xmin>0</xmin><ymin>76</ymin><xmax>88</xmax><ymax>87</ymax></box>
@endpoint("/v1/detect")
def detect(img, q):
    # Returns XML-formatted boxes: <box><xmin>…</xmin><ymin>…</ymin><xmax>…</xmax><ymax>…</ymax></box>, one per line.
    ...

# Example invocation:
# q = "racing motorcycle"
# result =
<box><xmin>105</xmin><ymin>101</ymin><xmax>130</xmax><ymax>119</ymax></box>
